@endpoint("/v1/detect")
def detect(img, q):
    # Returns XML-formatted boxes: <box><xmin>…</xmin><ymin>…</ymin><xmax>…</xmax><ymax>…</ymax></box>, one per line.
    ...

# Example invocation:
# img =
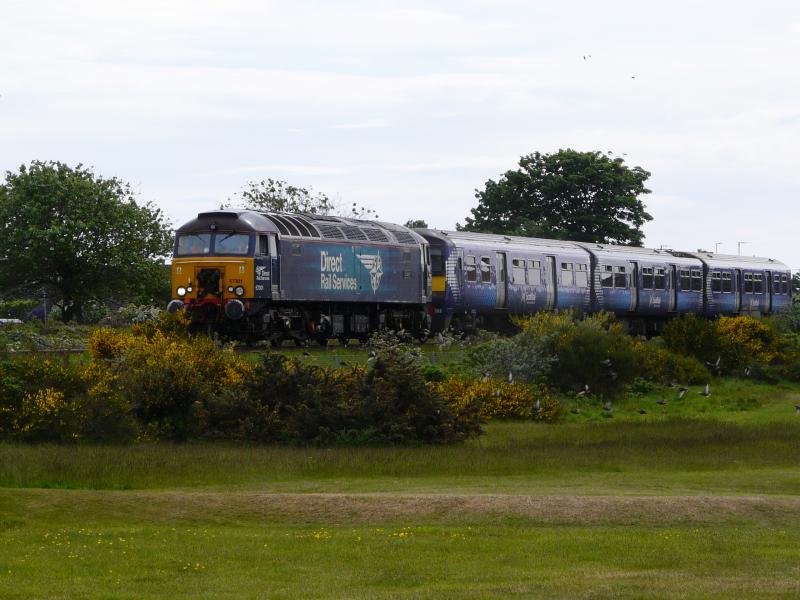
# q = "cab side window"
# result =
<box><xmin>258</xmin><ymin>235</ymin><xmax>269</xmax><ymax>256</ymax></box>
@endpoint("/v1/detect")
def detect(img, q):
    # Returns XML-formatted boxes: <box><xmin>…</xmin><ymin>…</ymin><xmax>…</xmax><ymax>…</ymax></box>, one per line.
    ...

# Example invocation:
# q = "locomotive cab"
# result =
<box><xmin>168</xmin><ymin>210</ymin><xmax>280</xmax><ymax>329</ymax></box>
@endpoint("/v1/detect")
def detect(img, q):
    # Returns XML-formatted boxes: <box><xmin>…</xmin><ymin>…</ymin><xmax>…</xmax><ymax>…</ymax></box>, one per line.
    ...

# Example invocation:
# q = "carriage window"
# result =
<box><xmin>744</xmin><ymin>273</ymin><xmax>753</xmax><ymax>293</ymax></box>
<box><xmin>614</xmin><ymin>266</ymin><xmax>627</xmax><ymax>288</ymax></box>
<box><xmin>601</xmin><ymin>265</ymin><xmax>613</xmax><ymax>288</ymax></box>
<box><xmin>575</xmin><ymin>264</ymin><xmax>589</xmax><ymax>288</ymax></box>
<box><xmin>512</xmin><ymin>259</ymin><xmax>526</xmax><ymax>284</ymax></box>
<box><xmin>527</xmin><ymin>260</ymin><xmax>542</xmax><ymax>285</ymax></box>
<box><xmin>774</xmin><ymin>274</ymin><xmax>781</xmax><ymax>294</ymax></box>
<box><xmin>176</xmin><ymin>233</ymin><xmax>211</xmax><ymax>256</ymax></box>
<box><xmin>782</xmin><ymin>274</ymin><xmax>789</xmax><ymax>294</ymax></box>
<box><xmin>480</xmin><ymin>256</ymin><xmax>491</xmax><ymax>283</ymax></box>
<box><xmin>711</xmin><ymin>271</ymin><xmax>722</xmax><ymax>293</ymax></box>
<box><xmin>691</xmin><ymin>269</ymin><xmax>703</xmax><ymax>292</ymax></box>
<box><xmin>680</xmin><ymin>269</ymin><xmax>691</xmax><ymax>290</ymax></box>
<box><xmin>642</xmin><ymin>267</ymin><xmax>654</xmax><ymax>289</ymax></box>
<box><xmin>753</xmin><ymin>273</ymin><xmax>763</xmax><ymax>294</ymax></box>
<box><xmin>465</xmin><ymin>255</ymin><xmax>477</xmax><ymax>282</ymax></box>
<box><xmin>561</xmin><ymin>263</ymin><xmax>574</xmax><ymax>286</ymax></box>
<box><xmin>654</xmin><ymin>267</ymin><xmax>666</xmax><ymax>290</ymax></box>
<box><xmin>722</xmin><ymin>272</ymin><xmax>732</xmax><ymax>293</ymax></box>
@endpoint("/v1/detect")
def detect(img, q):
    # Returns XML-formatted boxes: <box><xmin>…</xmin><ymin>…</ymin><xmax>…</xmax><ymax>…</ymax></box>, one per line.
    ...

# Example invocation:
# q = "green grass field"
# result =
<box><xmin>2</xmin><ymin>376</ymin><xmax>800</xmax><ymax>598</ymax></box>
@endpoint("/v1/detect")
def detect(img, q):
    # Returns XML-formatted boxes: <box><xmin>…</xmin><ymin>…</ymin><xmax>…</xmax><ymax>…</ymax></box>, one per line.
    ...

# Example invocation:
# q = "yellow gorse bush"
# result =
<box><xmin>432</xmin><ymin>376</ymin><xmax>560</xmax><ymax>421</ymax></box>
<box><xmin>17</xmin><ymin>387</ymin><xmax>73</xmax><ymax>437</ymax></box>
<box><xmin>716</xmin><ymin>316</ymin><xmax>781</xmax><ymax>367</ymax></box>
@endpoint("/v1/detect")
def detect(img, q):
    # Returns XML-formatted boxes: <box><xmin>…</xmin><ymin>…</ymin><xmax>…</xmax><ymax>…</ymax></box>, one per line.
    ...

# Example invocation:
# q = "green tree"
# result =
<box><xmin>0</xmin><ymin>161</ymin><xmax>173</xmax><ymax>322</ymax></box>
<box><xmin>461</xmin><ymin>149</ymin><xmax>652</xmax><ymax>246</ymax></box>
<box><xmin>229</xmin><ymin>178</ymin><xmax>377</xmax><ymax>219</ymax></box>
<box><xmin>404</xmin><ymin>219</ymin><xmax>428</xmax><ymax>229</ymax></box>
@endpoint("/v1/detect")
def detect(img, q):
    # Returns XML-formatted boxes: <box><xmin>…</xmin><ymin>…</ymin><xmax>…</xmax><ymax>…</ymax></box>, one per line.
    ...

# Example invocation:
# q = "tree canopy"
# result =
<box><xmin>461</xmin><ymin>149</ymin><xmax>653</xmax><ymax>246</ymax></box>
<box><xmin>404</xmin><ymin>219</ymin><xmax>428</xmax><ymax>229</ymax></box>
<box><xmin>0</xmin><ymin>161</ymin><xmax>173</xmax><ymax>321</ymax></box>
<box><xmin>229</xmin><ymin>178</ymin><xmax>377</xmax><ymax>219</ymax></box>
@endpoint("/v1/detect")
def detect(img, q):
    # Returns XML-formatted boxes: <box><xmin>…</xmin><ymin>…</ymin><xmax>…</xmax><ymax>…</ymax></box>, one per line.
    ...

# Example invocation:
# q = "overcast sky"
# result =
<box><xmin>2</xmin><ymin>1</ymin><xmax>799</xmax><ymax>267</ymax></box>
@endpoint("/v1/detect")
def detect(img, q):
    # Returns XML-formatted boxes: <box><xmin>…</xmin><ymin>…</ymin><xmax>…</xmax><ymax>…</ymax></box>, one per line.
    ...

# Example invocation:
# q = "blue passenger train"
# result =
<box><xmin>420</xmin><ymin>230</ymin><xmax>792</xmax><ymax>334</ymax></box>
<box><xmin>167</xmin><ymin>210</ymin><xmax>792</xmax><ymax>342</ymax></box>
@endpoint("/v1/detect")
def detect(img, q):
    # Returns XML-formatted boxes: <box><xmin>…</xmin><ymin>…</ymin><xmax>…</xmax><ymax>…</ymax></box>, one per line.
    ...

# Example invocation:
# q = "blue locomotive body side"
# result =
<box><xmin>276</xmin><ymin>239</ymin><xmax>422</xmax><ymax>304</ymax></box>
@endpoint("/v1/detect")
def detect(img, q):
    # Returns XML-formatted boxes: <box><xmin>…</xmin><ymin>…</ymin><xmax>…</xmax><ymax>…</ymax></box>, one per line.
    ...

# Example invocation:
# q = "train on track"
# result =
<box><xmin>167</xmin><ymin>209</ymin><xmax>792</xmax><ymax>343</ymax></box>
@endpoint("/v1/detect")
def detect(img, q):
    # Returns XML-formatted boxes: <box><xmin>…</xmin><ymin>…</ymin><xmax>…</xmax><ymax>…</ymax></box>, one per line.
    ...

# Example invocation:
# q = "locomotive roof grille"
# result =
<box><xmin>363</xmin><ymin>228</ymin><xmax>389</xmax><ymax>242</ymax></box>
<box><xmin>339</xmin><ymin>225</ymin><xmax>368</xmax><ymax>241</ymax></box>
<box><xmin>317</xmin><ymin>223</ymin><xmax>346</xmax><ymax>239</ymax></box>
<box><xmin>393</xmin><ymin>231</ymin><xmax>418</xmax><ymax>245</ymax></box>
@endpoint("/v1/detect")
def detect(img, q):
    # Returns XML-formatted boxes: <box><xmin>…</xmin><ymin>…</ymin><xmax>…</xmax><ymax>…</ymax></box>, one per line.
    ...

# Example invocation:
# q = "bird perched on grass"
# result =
<box><xmin>576</xmin><ymin>385</ymin><xmax>589</xmax><ymax>397</ymax></box>
<box><xmin>508</xmin><ymin>371</ymin><xmax>514</xmax><ymax>384</ymax></box>
<box><xmin>482</xmin><ymin>372</ymin><xmax>490</xmax><ymax>382</ymax></box>
<box><xmin>534</xmin><ymin>398</ymin><xmax>541</xmax><ymax>415</ymax></box>
<box><xmin>795</xmin><ymin>404</ymin><xmax>800</xmax><ymax>414</ymax></box>
<box><xmin>638</xmin><ymin>409</ymin><xmax>647</xmax><ymax>415</ymax></box>
<box><xmin>603</xmin><ymin>401</ymin><xmax>613</xmax><ymax>412</ymax></box>
<box><xmin>656</xmin><ymin>399</ymin><xmax>667</xmax><ymax>406</ymax></box>
<box><xmin>677</xmin><ymin>387</ymin><xmax>688</xmax><ymax>400</ymax></box>
<box><xmin>700</xmin><ymin>383</ymin><xmax>711</xmax><ymax>397</ymax></box>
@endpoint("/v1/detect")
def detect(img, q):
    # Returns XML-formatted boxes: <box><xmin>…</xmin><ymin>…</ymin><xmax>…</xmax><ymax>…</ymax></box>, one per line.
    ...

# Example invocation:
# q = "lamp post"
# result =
<box><xmin>737</xmin><ymin>241</ymin><xmax>749</xmax><ymax>256</ymax></box>
<box><xmin>714</xmin><ymin>242</ymin><xmax>722</xmax><ymax>253</ymax></box>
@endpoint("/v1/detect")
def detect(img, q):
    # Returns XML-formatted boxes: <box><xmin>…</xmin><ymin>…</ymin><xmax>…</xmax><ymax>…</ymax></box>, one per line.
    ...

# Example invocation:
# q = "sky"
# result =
<box><xmin>2</xmin><ymin>1</ymin><xmax>799</xmax><ymax>268</ymax></box>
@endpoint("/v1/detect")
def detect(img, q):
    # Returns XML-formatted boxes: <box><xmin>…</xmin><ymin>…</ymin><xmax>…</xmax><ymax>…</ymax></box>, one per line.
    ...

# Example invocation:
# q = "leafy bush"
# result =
<box><xmin>633</xmin><ymin>340</ymin><xmax>710</xmax><ymax>385</ymax></box>
<box><xmin>244</xmin><ymin>347</ymin><xmax>482</xmax><ymax>445</ymax></box>
<box><xmin>466</xmin><ymin>328</ymin><xmax>554</xmax><ymax>384</ymax></box>
<box><xmin>661</xmin><ymin>314</ymin><xmax>721</xmax><ymax>364</ymax></box>
<box><xmin>0</xmin><ymin>299</ymin><xmax>38</xmax><ymax>320</ymax></box>
<box><xmin>432</xmin><ymin>376</ymin><xmax>560</xmax><ymax>421</ymax></box>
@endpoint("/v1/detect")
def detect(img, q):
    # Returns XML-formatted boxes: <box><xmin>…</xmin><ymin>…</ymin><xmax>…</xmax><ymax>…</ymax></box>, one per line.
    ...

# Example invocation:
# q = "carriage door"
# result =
<box><xmin>668</xmin><ymin>265</ymin><xmax>678</xmax><ymax>312</ymax></box>
<box><xmin>495</xmin><ymin>252</ymin><xmax>508</xmax><ymax>308</ymax></box>
<box><xmin>766</xmin><ymin>270</ymin><xmax>773</xmax><ymax>313</ymax></box>
<box><xmin>734</xmin><ymin>269</ymin><xmax>742</xmax><ymax>313</ymax></box>
<box><xmin>629</xmin><ymin>261</ymin><xmax>639</xmax><ymax>311</ymax></box>
<box><xmin>545</xmin><ymin>256</ymin><xmax>557</xmax><ymax>309</ymax></box>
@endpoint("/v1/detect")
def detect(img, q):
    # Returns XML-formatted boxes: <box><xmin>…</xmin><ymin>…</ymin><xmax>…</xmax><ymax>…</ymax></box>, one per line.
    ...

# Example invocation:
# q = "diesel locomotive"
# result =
<box><xmin>167</xmin><ymin>210</ymin><xmax>432</xmax><ymax>345</ymax></box>
<box><xmin>168</xmin><ymin>209</ymin><xmax>792</xmax><ymax>341</ymax></box>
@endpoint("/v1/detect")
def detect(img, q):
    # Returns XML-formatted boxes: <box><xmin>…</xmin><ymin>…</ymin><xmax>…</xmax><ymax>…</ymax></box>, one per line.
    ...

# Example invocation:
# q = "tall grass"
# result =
<box><xmin>1</xmin><ymin>419</ymin><xmax>799</xmax><ymax>493</ymax></box>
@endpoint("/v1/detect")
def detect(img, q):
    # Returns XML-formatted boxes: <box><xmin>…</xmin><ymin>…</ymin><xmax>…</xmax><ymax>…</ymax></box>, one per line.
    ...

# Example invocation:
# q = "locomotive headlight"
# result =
<box><xmin>176</xmin><ymin>286</ymin><xmax>187</xmax><ymax>297</ymax></box>
<box><xmin>227</xmin><ymin>286</ymin><xmax>234</xmax><ymax>293</ymax></box>
<box><xmin>235</xmin><ymin>286</ymin><xmax>245</xmax><ymax>297</ymax></box>
<box><xmin>187</xmin><ymin>286</ymin><xmax>193</xmax><ymax>293</ymax></box>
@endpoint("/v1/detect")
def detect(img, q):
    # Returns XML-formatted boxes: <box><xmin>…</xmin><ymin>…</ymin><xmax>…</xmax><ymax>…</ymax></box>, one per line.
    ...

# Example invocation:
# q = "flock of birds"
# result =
<box><xmin>301</xmin><ymin>344</ymin><xmax>800</xmax><ymax>417</ymax></box>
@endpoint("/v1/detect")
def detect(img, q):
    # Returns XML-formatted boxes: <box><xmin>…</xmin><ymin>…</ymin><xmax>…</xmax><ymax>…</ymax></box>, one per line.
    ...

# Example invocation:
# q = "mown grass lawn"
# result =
<box><xmin>1</xmin><ymin>376</ymin><xmax>800</xmax><ymax>598</ymax></box>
